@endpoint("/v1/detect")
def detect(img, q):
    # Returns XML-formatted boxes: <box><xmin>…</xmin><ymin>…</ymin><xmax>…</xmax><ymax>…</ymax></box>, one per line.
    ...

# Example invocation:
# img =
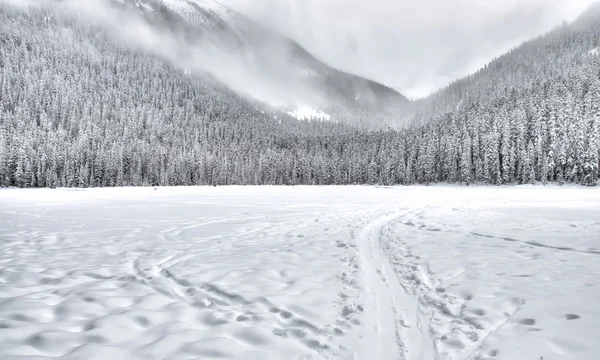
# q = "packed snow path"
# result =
<box><xmin>1</xmin><ymin>186</ymin><xmax>599</xmax><ymax>360</ymax></box>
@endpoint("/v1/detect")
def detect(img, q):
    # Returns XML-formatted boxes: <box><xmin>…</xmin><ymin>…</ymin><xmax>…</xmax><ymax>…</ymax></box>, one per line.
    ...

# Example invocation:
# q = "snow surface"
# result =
<box><xmin>0</xmin><ymin>186</ymin><xmax>599</xmax><ymax>360</ymax></box>
<box><xmin>158</xmin><ymin>0</ymin><xmax>239</xmax><ymax>32</ymax></box>
<box><xmin>159</xmin><ymin>0</ymin><xmax>199</xmax><ymax>20</ymax></box>
<box><xmin>137</xmin><ymin>1</ymin><xmax>153</xmax><ymax>13</ymax></box>
<box><xmin>287</xmin><ymin>106</ymin><xmax>332</xmax><ymax>121</ymax></box>
<box><xmin>296</xmin><ymin>68</ymin><xmax>319</xmax><ymax>78</ymax></box>
<box><xmin>588</xmin><ymin>47</ymin><xmax>599</xmax><ymax>56</ymax></box>
<box><xmin>190</xmin><ymin>0</ymin><xmax>233</xmax><ymax>18</ymax></box>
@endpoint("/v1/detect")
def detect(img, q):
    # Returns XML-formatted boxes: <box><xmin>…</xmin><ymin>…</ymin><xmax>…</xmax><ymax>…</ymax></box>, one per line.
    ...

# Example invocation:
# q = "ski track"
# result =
<box><xmin>374</xmin><ymin>207</ymin><xmax>527</xmax><ymax>360</ymax></box>
<box><xmin>356</xmin><ymin>207</ymin><xmax>437</xmax><ymax>360</ymax></box>
<box><xmin>0</xmin><ymin>186</ymin><xmax>599</xmax><ymax>360</ymax></box>
<box><xmin>0</xmin><ymin>187</ymin><xmax>386</xmax><ymax>360</ymax></box>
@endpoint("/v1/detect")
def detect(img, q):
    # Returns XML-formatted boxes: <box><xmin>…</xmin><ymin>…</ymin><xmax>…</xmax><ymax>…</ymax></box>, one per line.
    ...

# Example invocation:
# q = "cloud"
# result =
<box><xmin>5</xmin><ymin>0</ymin><xmax>324</xmax><ymax>109</ymax></box>
<box><xmin>222</xmin><ymin>0</ymin><xmax>597</xmax><ymax>99</ymax></box>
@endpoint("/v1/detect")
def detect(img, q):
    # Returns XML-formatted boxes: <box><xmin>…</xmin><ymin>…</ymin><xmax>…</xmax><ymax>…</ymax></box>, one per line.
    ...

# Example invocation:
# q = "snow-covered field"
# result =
<box><xmin>0</xmin><ymin>186</ymin><xmax>599</xmax><ymax>360</ymax></box>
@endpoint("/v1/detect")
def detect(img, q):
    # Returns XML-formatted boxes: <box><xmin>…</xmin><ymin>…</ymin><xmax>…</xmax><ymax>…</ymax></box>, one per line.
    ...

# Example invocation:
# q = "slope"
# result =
<box><xmin>404</xmin><ymin>1</ymin><xmax>600</xmax><ymax>125</ymax></box>
<box><xmin>0</xmin><ymin>1</ymin><xmax>597</xmax><ymax>188</ymax></box>
<box><xmin>118</xmin><ymin>0</ymin><xmax>409</xmax><ymax>115</ymax></box>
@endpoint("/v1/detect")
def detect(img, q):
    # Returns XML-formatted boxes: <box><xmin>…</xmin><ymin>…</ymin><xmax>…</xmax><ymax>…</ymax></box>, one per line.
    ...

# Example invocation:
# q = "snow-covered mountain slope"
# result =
<box><xmin>117</xmin><ymin>0</ymin><xmax>408</xmax><ymax>112</ymax></box>
<box><xmin>286</xmin><ymin>106</ymin><xmax>332</xmax><ymax>122</ymax></box>
<box><xmin>143</xmin><ymin>0</ymin><xmax>241</xmax><ymax>37</ymax></box>
<box><xmin>401</xmin><ymin>1</ymin><xmax>600</xmax><ymax>126</ymax></box>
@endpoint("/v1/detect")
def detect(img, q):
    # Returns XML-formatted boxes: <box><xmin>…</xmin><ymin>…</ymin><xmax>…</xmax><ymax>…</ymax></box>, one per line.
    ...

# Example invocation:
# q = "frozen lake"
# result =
<box><xmin>1</xmin><ymin>186</ymin><xmax>599</xmax><ymax>360</ymax></box>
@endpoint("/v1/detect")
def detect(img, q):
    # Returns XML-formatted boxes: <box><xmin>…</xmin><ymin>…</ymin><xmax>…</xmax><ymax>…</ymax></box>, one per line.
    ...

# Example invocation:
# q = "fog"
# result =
<box><xmin>223</xmin><ymin>0</ymin><xmax>597</xmax><ymax>99</ymax></box>
<box><xmin>3</xmin><ymin>0</ymin><xmax>328</xmax><ymax>110</ymax></box>
<box><xmin>5</xmin><ymin>0</ymin><xmax>595</xmax><ymax>108</ymax></box>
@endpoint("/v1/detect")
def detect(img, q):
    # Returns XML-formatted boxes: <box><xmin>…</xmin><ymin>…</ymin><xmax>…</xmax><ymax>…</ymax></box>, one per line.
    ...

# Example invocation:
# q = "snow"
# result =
<box><xmin>135</xmin><ymin>1</ymin><xmax>153</xmax><ymax>13</ymax></box>
<box><xmin>188</xmin><ymin>0</ymin><xmax>231</xmax><ymax>17</ymax></box>
<box><xmin>456</xmin><ymin>97</ymin><xmax>464</xmax><ymax>110</ymax></box>
<box><xmin>158</xmin><ymin>0</ymin><xmax>238</xmax><ymax>28</ymax></box>
<box><xmin>588</xmin><ymin>47</ymin><xmax>599</xmax><ymax>56</ymax></box>
<box><xmin>0</xmin><ymin>186</ymin><xmax>599</xmax><ymax>360</ymax></box>
<box><xmin>286</xmin><ymin>106</ymin><xmax>332</xmax><ymax>121</ymax></box>
<box><xmin>157</xmin><ymin>0</ymin><xmax>247</xmax><ymax>43</ymax></box>
<box><xmin>296</xmin><ymin>68</ymin><xmax>319</xmax><ymax>78</ymax></box>
<box><xmin>159</xmin><ymin>0</ymin><xmax>212</xmax><ymax>28</ymax></box>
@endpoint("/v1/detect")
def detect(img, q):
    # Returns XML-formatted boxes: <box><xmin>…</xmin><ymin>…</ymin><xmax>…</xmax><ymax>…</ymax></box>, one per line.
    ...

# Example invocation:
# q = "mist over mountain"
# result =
<box><xmin>0</xmin><ymin>0</ymin><xmax>598</xmax><ymax>188</ymax></box>
<box><xmin>142</xmin><ymin>0</ymin><xmax>409</xmax><ymax>107</ymax></box>
<box><xmin>47</xmin><ymin>0</ymin><xmax>408</xmax><ymax>123</ymax></box>
<box><xmin>2</xmin><ymin>3</ymin><xmax>600</xmax><ymax>360</ymax></box>
<box><xmin>1</xmin><ymin>3</ymin><xmax>600</xmax><ymax>360</ymax></box>
<box><xmin>222</xmin><ymin>0</ymin><xmax>597</xmax><ymax>99</ymax></box>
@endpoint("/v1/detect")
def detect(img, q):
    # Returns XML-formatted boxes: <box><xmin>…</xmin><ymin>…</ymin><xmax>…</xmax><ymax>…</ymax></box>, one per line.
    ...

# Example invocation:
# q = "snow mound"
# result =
<box><xmin>286</xmin><ymin>106</ymin><xmax>332</xmax><ymax>121</ymax></box>
<box><xmin>588</xmin><ymin>47</ymin><xmax>599</xmax><ymax>56</ymax></box>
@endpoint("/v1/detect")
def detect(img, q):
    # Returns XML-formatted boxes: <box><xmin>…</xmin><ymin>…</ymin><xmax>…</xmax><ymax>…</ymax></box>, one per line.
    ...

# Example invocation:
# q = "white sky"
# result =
<box><xmin>221</xmin><ymin>0</ymin><xmax>597</xmax><ymax>99</ymax></box>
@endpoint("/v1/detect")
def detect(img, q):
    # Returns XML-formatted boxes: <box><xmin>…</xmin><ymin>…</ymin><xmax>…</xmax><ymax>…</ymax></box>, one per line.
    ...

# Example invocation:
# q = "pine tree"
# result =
<box><xmin>1</xmin><ymin>1</ymin><xmax>599</xmax><ymax>189</ymax></box>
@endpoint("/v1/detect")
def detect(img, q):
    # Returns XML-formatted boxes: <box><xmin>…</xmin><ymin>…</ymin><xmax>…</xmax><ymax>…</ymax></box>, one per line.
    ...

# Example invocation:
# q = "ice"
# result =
<box><xmin>0</xmin><ymin>186</ymin><xmax>599</xmax><ymax>359</ymax></box>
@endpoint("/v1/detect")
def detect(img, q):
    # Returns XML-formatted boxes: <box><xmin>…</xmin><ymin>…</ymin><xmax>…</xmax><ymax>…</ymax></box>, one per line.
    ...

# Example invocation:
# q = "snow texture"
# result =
<box><xmin>158</xmin><ymin>0</ymin><xmax>240</xmax><ymax>33</ymax></box>
<box><xmin>159</xmin><ymin>0</ymin><xmax>211</xmax><ymax>27</ymax></box>
<box><xmin>287</xmin><ymin>106</ymin><xmax>332</xmax><ymax>121</ymax></box>
<box><xmin>296</xmin><ymin>68</ymin><xmax>319</xmax><ymax>78</ymax></box>
<box><xmin>0</xmin><ymin>186</ymin><xmax>599</xmax><ymax>360</ymax></box>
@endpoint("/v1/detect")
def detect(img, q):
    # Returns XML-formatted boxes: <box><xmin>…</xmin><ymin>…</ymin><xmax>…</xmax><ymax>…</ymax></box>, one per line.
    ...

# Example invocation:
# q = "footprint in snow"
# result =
<box><xmin>564</xmin><ymin>314</ymin><xmax>580</xmax><ymax>320</ymax></box>
<box><xmin>518</xmin><ymin>318</ymin><xmax>536</xmax><ymax>326</ymax></box>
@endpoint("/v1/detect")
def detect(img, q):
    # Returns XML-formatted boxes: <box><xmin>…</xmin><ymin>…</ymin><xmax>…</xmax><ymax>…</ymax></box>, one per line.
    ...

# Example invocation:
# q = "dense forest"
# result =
<box><xmin>0</xmin><ymin>2</ymin><xmax>599</xmax><ymax>187</ymax></box>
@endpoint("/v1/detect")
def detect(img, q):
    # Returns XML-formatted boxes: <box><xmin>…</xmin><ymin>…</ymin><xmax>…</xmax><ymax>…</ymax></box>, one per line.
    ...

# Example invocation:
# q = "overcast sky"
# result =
<box><xmin>221</xmin><ymin>0</ymin><xmax>597</xmax><ymax>99</ymax></box>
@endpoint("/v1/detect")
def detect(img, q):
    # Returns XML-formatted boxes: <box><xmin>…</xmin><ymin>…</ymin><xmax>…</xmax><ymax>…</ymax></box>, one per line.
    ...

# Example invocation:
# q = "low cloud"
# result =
<box><xmin>223</xmin><ymin>0</ymin><xmax>597</xmax><ymax>98</ymax></box>
<box><xmin>2</xmin><ymin>0</ymin><xmax>326</xmax><ymax>109</ymax></box>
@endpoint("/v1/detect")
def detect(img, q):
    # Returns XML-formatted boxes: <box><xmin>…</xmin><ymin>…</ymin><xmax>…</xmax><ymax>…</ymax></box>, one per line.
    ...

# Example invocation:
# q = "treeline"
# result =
<box><xmin>405</xmin><ymin>4</ymin><xmax>600</xmax><ymax>125</ymax></box>
<box><xmin>0</xmin><ymin>3</ymin><xmax>598</xmax><ymax>187</ymax></box>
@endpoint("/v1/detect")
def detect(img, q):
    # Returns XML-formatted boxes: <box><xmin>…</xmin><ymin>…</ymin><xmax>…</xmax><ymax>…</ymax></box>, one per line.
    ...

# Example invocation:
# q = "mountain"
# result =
<box><xmin>395</xmin><ymin>2</ymin><xmax>600</xmax><ymax>185</ymax></box>
<box><xmin>114</xmin><ymin>0</ymin><xmax>409</xmax><ymax>115</ymax></box>
<box><xmin>0</xmin><ymin>0</ymin><xmax>598</xmax><ymax>188</ymax></box>
<box><xmin>402</xmin><ymin>1</ymin><xmax>600</xmax><ymax>126</ymax></box>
